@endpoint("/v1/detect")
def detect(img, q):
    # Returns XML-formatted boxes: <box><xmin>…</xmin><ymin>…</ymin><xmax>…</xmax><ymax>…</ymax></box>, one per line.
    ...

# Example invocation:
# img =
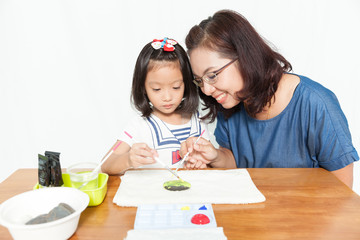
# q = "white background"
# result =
<box><xmin>0</xmin><ymin>0</ymin><xmax>359</xmax><ymax>194</ymax></box>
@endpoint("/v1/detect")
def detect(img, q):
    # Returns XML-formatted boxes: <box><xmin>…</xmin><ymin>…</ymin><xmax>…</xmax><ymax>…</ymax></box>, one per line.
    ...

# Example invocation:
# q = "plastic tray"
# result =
<box><xmin>34</xmin><ymin>173</ymin><xmax>108</xmax><ymax>207</ymax></box>
<box><xmin>134</xmin><ymin>203</ymin><xmax>217</xmax><ymax>229</ymax></box>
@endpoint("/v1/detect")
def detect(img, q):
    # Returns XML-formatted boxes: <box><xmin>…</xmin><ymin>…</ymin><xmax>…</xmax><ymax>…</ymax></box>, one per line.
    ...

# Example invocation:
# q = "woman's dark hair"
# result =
<box><xmin>131</xmin><ymin>39</ymin><xmax>199</xmax><ymax>117</ymax></box>
<box><xmin>185</xmin><ymin>9</ymin><xmax>292</xmax><ymax>121</ymax></box>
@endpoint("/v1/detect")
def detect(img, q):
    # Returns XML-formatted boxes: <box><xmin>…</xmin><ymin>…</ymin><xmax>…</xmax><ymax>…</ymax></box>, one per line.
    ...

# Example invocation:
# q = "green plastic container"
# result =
<box><xmin>34</xmin><ymin>173</ymin><xmax>108</xmax><ymax>207</ymax></box>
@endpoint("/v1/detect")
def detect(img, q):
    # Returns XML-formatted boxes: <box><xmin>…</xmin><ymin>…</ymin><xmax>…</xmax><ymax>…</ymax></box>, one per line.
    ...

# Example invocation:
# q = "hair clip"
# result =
<box><xmin>151</xmin><ymin>37</ymin><xmax>177</xmax><ymax>52</ymax></box>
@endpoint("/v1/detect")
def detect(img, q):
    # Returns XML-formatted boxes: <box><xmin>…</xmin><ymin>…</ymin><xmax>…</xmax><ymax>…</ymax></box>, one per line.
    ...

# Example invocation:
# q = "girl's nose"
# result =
<box><xmin>162</xmin><ymin>90</ymin><xmax>172</xmax><ymax>101</ymax></box>
<box><xmin>201</xmin><ymin>82</ymin><xmax>216</xmax><ymax>96</ymax></box>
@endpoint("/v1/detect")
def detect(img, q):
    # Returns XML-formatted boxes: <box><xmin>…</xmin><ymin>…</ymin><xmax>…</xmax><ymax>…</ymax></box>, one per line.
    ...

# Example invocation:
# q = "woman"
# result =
<box><xmin>180</xmin><ymin>9</ymin><xmax>359</xmax><ymax>188</ymax></box>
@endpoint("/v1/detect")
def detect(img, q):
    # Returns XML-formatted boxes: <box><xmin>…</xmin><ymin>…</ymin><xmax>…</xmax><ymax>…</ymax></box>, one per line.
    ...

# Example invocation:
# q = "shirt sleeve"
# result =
<box><xmin>307</xmin><ymin>89</ymin><xmax>359</xmax><ymax>171</ymax></box>
<box><xmin>118</xmin><ymin>114</ymin><xmax>145</xmax><ymax>147</ymax></box>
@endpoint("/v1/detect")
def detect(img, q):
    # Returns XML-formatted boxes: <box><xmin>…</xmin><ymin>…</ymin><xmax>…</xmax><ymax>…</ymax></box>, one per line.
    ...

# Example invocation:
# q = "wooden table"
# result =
<box><xmin>1</xmin><ymin>168</ymin><xmax>360</xmax><ymax>240</ymax></box>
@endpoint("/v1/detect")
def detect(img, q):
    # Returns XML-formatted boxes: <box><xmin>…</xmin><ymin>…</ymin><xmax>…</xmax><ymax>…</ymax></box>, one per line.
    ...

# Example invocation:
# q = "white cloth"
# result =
<box><xmin>113</xmin><ymin>169</ymin><xmax>266</xmax><ymax>207</ymax></box>
<box><xmin>118</xmin><ymin>112</ymin><xmax>209</xmax><ymax>168</ymax></box>
<box><xmin>124</xmin><ymin>227</ymin><xmax>227</xmax><ymax>240</ymax></box>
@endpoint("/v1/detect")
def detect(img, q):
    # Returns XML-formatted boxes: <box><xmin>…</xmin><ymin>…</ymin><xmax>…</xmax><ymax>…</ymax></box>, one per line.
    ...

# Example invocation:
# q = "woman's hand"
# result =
<box><xmin>128</xmin><ymin>143</ymin><xmax>157</xmax><ymax>168</ymax></box>
<box><xmin>180</xmin><ymin>137</ymin><xmax>218</xmax><ymax>169</ymax></box>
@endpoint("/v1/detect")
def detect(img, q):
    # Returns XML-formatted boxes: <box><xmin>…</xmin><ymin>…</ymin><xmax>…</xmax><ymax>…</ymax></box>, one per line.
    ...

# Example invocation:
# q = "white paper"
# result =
<box><xmin>124</xmin><ymin>227</ymin><xmax>227</xmax><ymax>240</ymax></box>
<box><xmin>113</xmin><ymin>169</ymin><xmax>266</xmax><ymax>207</ymax></box>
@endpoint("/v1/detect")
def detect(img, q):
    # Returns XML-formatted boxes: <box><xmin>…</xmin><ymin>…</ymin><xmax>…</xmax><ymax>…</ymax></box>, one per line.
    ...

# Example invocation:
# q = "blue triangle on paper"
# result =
<box><xmin>199</xmin><ymin>205</ymin><xmax>207</xmax><ymax>210</ymax></box>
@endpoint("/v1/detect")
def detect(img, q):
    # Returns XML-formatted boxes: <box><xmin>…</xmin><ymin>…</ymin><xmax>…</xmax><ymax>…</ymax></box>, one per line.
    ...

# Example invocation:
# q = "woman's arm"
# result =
<box><xmin>331</xmin><ymin>163</ymin><xmax>354</xmax><ymax>188</ymax></box>
<box><xmin>180</xmin><ymin>137</ymin><xmax>236</xmax><ymax>169</ymax></box>
<box><xmin>208</xmin><ymin>146</ymin><xmax>237</xmax><ymax>168</ymax></box>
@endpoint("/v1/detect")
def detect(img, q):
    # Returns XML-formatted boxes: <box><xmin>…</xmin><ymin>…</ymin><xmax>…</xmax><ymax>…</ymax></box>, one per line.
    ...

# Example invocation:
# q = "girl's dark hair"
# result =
<box><xmin>185</xmin><ymin>9</ymin><xmax>292</xmax><ymax>122</ymax></box>
<box><xmin>131</xmin><ymin>39</ymin><xmax>199</xmax><ymax>117</ymax></box>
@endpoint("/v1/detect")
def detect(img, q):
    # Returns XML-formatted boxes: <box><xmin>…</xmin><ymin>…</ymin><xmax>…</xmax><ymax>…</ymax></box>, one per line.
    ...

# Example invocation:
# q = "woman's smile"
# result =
<box><xmin>214</xmin><ymin>92</ymin><xmax>227</xmax><ymax>103</ymax></box>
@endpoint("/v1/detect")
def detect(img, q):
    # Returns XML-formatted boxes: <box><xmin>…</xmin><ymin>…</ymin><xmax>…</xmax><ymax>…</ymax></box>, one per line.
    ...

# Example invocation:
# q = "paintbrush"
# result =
<box><xmin>175</xmin><ymin>129</ymin><xmax>205</xmax><ymax>172</ymax></box>
<box><xmin>154</xmin><ymin>156</ymin><xmax>183</xmax><ymax>181</ymax></box>
<box><xmin>124</xmin><ymin>131</ymin><xmax>184</xmax><ymax>181</ymax></box>
<box><xmin>78</xmin><ymin>140</ymin><xmax>122</xmax><ymax>189</ymax></box>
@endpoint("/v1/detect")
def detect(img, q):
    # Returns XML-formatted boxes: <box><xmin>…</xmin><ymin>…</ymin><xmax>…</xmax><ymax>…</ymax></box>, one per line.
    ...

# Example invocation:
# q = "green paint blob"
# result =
<box><xmin>163</xmin><ymin>180</ymin><xmax>191</xmax><ymax>191</ymax></box>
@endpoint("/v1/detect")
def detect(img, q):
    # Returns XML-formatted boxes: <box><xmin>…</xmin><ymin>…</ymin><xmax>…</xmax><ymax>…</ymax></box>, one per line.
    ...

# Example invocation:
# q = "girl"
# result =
<box><xmin>102</xmin><ymin>38</ymin><xmax>209</xmax><ymax>175</ymax></box>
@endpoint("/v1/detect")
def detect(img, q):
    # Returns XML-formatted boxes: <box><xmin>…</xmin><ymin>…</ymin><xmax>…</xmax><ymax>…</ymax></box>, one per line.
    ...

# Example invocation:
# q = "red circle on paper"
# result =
<box><xmin>191</xmin><ymin>214</ymin><xmax>210</xmax><ymax>225</ymax></box>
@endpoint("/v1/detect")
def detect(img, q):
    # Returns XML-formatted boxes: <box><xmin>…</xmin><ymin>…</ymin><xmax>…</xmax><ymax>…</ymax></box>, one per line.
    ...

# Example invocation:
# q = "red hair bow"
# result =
<box><xmin>151</xmin><ymin>38</ymin><xmax>177</xmax><ymax>52</ymax></box>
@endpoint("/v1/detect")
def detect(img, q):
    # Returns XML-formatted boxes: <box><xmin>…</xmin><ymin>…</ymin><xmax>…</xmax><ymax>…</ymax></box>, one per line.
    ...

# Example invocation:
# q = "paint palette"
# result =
<box><xmin>134</xmin><ymin>203</ymin><xmax>217</xmax><ymax>229</ymax></box>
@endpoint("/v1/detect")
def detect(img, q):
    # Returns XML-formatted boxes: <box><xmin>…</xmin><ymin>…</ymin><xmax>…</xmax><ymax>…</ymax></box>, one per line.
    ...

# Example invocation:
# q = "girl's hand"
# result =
<box><xmin>180</xmin><ymin>137</ymin><xmax>218</xmax><ymax>169</ymax></box>
<box><xmin>184</xmin><ymin>160</ymin><xmax>207</xmax><ymax>169</ymax></box>
<box><xmin>128</xmin><ymin>143</ymin><xmax>157</xmax><ymax>168</ymax></box>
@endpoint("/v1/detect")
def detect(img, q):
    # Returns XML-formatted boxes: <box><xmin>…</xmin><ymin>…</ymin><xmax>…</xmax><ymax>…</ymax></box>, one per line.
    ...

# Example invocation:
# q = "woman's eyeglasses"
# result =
<box><xmin>193</xmin><ymin>58</ymin><xmax>238</xmax><ymax>87</ymax></box>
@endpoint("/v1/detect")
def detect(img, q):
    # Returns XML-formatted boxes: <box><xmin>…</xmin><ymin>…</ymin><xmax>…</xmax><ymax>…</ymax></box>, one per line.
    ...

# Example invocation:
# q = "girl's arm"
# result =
<box><xmin>101</xmin><ymin>140</ymin><xmax>157</xmax><ymax>175</ymax></box>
